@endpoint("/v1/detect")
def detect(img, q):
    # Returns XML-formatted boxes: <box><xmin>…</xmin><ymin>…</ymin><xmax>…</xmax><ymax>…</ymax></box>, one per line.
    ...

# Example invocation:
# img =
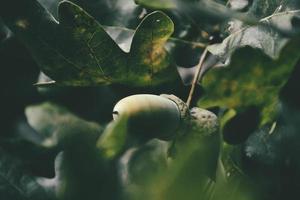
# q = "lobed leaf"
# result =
<box><xmin>0</xmin><ymin>0</ymin><xmax>178</xmax><ymax>87</ymax></box>
<box><xmin>202</xmin><ymin>36</ymin><xmax>300</xmax><ymax>125</ymax></box>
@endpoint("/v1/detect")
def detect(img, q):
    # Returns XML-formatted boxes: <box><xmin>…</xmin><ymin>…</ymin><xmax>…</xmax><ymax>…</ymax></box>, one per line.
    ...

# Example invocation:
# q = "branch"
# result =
<box><xmin>186</xmin><ymin>48</ymin><xmax>208</xmax><ymax>107</ymax></box>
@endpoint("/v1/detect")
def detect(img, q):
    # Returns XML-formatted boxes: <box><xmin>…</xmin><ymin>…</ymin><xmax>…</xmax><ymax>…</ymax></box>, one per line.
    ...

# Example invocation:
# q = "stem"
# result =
<box><xmin>186</xmin><ymin>48</ymin><xmax>208</xmax><ymax>107</ymax></box>
<box><xmin>169</xmin><ymin>37</ymin><xmax>207</xmax><ymax>48</ymax></box>
<box><xmin>260</xmin><ymin>9</ymin><xmax>300</xmax><ymax>22</ymax></box>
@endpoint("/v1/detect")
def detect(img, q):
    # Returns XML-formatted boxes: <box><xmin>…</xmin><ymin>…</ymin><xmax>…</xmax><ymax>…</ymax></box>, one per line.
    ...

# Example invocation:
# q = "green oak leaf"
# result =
<box><xmin>208</xmin><ymin>0</ymin><xmax>300</xmax><ymax>59</ymax></box>
<box><xmin>0</xmin><ymin>0</ymin><xmax>178</xmax><ymax>86</ymax></box>
<box><xmin>201</xmin><ymin>37</ymin><xmax>300</xmax><ymax>125</ymax></box>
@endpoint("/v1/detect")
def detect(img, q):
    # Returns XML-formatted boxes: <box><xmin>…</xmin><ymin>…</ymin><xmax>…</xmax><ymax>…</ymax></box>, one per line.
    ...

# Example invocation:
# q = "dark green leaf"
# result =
<box><xmin>0</xmin><ymin>138</ymin><xmax>58</xmax><ymax>178</ymax></box>
<box><xmin>0</xmin><ymin>0</ymin><xmax>178</xmax><ymax>87</ymax></box>
<box><xmin>0</xmin><ymin>150</ymin><xmax>53</xmax><ymax>200</ymax></box>
<box><xmin>201</xmin><ymin>37</ymin><xmax>300</xmax><ymax>125</ymax></box>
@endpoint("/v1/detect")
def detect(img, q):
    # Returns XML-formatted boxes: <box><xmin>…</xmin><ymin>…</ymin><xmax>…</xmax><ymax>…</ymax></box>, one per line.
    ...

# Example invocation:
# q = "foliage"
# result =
<box><xmin>0</xmin><ymin>149</ymin><xmax>54</xmax><ymax>200</ymax></box>
<box><xmin>1</xmin><ymin>0</ymin><xmax>300</xmax><ymax>200</ymax></box>
<box><xmin>202</xmin><ymin>37</ymin><xmax>300</xmax><ymax>125</ymax></box>
<box><xmin>0</xmin><ymin>0</ymin><xmax>178</xmax><ymax>87</ymax></box>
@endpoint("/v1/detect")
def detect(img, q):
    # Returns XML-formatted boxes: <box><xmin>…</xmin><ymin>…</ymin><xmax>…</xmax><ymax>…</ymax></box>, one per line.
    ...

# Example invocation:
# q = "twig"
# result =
<box><xmin>168</xmin><ymin>37</ymin><xmax>207</xmax><ymax>48</ymax></box>
<box><xmin>260</xmin><ymin>9</ymin><xmax>300</xmax><ymax>22</ymax></box>
<box><xmin>186</xmin><ymin>48</ymin><xmax>208</xmax><ymax>107</ymax></box>
<box><xmin>221</xmin><ymin>8</ymin><xmax>300</xmax><ymax>44</ymax></box>
<box><xmin>184</xmin><ymin>0</ymin><xmax>300</xmax><ymax>36</ymax></box>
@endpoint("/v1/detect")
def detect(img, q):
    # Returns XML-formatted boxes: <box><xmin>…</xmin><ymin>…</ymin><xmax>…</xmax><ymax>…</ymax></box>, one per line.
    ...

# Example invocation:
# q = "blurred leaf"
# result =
<box><xmin>97</xmin><ymin>116</ymin><xmax>129</xmax><ymax>160</ymax></box>
<box><xmin>26</xmin><ymin>103</ymin><xmax>72</xmax><ymax>140</ymax></box>
<box><xmin>132</xmin><ymin>110</ymin><xmax>221</xmax><ymax>200</ymax></box>
<box><xmin>0</xmin><ymin>19</ymin><xmax>11</xmax><ymax>42</ymax></box>
<box><xmin>0</xmin><ymin>30</ymin><xmax>41</xmax><ymax>138</ymax></box>
<box><xmin>37</xmin><ymin>0</ymin><xmax>63</xmax><ymax>18</ymax></box>
<box><xmin>53</xmin><ymin>125</ymin><xmax>119</xmax><ymax>200</ymax></box>
<box><xmin>119</xmin><ymin>139</ymin><xmax>169</xmax><ymax>198</ymax></box>
<box><xmin>244</xmin><ymin>124</ymin><xmax>286</xmax><ymax>167</ymax></box>
<box><xmin>202</xmin><ymin>37</ymin><xmax>300</xmax><ymax>125</ymax></box>
<box><xmin>223</xmin><ymin>106</ymin><xmax>260</xmax><ymax>145</ymax></box>
<box><xmin>228</xmin><ymin>0</ymin><xmax>251</xmax><ymax>11</ymax></box>
<box><xmin>25</xmin><ymin>102</ymin><xmax>103</xmax><ymax>147</ymax></box>
<box><xmin>208</xmin><ymin>0</ymin><xmax>300</xmax><ymax>59</ymax></box>
<box><xmin>0</xmin><ymin>138</ymin><xmax>58</xmax><ymax>178</ymax></box>
<box><xmin>0</xmin><ymin>0</ymin><xmax>178</xmax><ymax>87</ymax></box>
<box><xmin>155</xmin><ymin>144</ymin><xmax>217</xmax><ymax>200</ymax></box>
<box><xmin>242</xmin><ymin>101</ymin><xmax>300</xmax><ymax>199</ymax></box>
<box><xmin>26</xmin><ymin>102</ymin><xmax>119</xmax><ymax>200</ymax></box>
<box><xmin>37</xmin><ymin>0</ymin><xmax>142</xmax><ymax>28</ymax></box>
<box><xmin>214</xmin><ymin>144</ymin><xmax>257</xmax><ymax>200</ymax></box>
<box><xmin>53</xmin><ymin>150</ymin><xmax>120</xmax><ymax>200</ymax></box>
<box><xmin>71</xmin><ymin>0</ymin><xmax>142</xmax><ymax>28</ymax></box>
<box><xmin>0</xmin><ymin>150</ymin><xmax>54</xmax><ymax>200</ymax></box>
<box><xmin>248</xmin><ymin>0</ymin><xmax>296</xmax><ymax>17</ymax></box>
<box><xmin>220</xmin><ymin>108</ymin><xmax>237</xmax><ymax>130</ymax></box>
<box><xmin>134</xmin><ymin>0</ymin><xmax>176</xmax><ymax>9</ymax></box>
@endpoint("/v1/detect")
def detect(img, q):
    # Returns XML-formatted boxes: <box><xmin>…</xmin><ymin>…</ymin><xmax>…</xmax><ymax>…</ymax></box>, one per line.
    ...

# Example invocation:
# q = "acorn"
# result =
<box><xmin>99</xmin><ymin>94</ymin><xmax>220</xmax><ymax>161</ymax></box>
<box><xmin>112</xmin><ymin>94</ymin><xmax>188</xmax><ymax>140</ymax></box>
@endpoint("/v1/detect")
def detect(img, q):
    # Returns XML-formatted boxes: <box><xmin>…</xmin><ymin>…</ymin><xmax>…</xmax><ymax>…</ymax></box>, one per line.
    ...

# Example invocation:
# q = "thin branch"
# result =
<box><xmin>168</xmin><ymin>37</ymin><xmax>207</xmax><ymax>48</ymax></box>
<box><xmin>235</xmin><ymin>9</ymin><xmax>300</xmax><ymax>36</ymax></box>
<box><xmin>260</xmin><ymin>9</ymin><xmax>300</xmax><ymax>22</ymax></box>
<box><xmin>186</xmin><ymin>48</ymin><xmax>208</xmax><ymax>107</ymax></box>
<box><xmin>222</xmin><ymin>8</ymin><xmax>300</xmax><ymax>44</ymax></box>
<box><xmin>182</xmin><ymin>0</ymin><xmax>300</xmax><ymax>36</ymax></box>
